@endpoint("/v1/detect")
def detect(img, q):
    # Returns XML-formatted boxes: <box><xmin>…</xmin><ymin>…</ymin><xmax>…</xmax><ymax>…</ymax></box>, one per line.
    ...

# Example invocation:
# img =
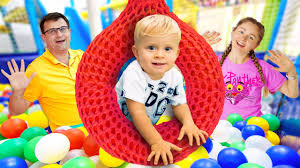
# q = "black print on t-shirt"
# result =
<box><xmin>148</xmin><ymin>83</ymin><xmax>154</xmax><ymax>90</ymax></box>
<box><xmin>157</xmin><ymin>81</ymin><xmax>167</xmax><ymax>93</ymax></box>
<box><xmin>154</xmin><ymin>97</ymin><xmax>170</xmax><ymax>116</ymax></box>
<box><xmin>121</xmin><ymin>101</ymin><xmax>129</xmax><ymax>116</ymax></box>
<box><xmin>145</xmin><ymin>92</ymin><xmax>158</xmax><ymax>107</ymax></box>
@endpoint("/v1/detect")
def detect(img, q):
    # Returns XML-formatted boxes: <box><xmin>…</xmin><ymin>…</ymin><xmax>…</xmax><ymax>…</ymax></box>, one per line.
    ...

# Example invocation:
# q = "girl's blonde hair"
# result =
<box><xmin>134</xmin><ymin>14</ymin><xmax>181</xmax><ymax>44</ymax></box>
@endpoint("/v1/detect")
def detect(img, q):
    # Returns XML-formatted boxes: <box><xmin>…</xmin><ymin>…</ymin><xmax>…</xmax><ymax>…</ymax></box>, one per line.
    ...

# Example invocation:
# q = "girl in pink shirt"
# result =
<box><xmin>217</xmin><ymin>17</ymin><xmax>299</xmax><ymax>119</ymax></box>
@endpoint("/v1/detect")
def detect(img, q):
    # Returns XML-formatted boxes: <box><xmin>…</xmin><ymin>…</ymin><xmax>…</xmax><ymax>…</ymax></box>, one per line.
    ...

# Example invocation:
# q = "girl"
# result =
<box><xmin>218</xmin><ymin>17</ymin><xmax>298</xmax><ymax>119</ymax></box>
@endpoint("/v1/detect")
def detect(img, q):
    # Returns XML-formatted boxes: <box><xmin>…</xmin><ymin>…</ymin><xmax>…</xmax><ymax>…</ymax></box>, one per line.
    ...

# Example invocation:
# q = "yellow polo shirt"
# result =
<box><xmin>24</xmin><ymin>48</ymin><xmax>83</xmax><ymax>131</ymax></box>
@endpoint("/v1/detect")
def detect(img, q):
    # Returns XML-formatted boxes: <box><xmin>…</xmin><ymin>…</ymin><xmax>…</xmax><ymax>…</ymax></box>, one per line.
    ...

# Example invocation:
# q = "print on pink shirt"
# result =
<box><xmin>224</xmin><ymin>72</ymin><xmax>262</xmax><ymax>105</ymax></box>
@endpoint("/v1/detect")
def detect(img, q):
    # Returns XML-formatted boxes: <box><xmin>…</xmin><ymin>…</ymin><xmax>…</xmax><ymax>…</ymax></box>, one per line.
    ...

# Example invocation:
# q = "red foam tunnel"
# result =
<box><xmin>75</xmin><ymin>0</ymin><xmax>224</xmax><ymax>165</ymax></box>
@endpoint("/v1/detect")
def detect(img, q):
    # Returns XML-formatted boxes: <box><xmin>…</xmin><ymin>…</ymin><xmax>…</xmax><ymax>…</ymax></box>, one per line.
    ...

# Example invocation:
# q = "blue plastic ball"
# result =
<box><xmin>273</xmin><ymin>165</ymin><xmax>296</xmax><ymax>168</ymax></box>
<box><xmin>217</xmin><ymin>147</ymin><xmax>248</xmax><ymax>168</ymax></box>
<box><xmin>0</xmin><ymin>157</ymin><xmax>27</xmax><ymax>168</ymax></box>
<box><xmin>202</xmin><ymin>137</ymin><xmax>213</xmax><ymax>153</ymax></box>
<box><xmin>266</xmin><ymin>145</ymin><xmax>300</xmax><ymax>167</ymax></box>
<box><xmin>191</xmin><ymin>158</ymin><xmax>221</xmax><ymax>168</ymax></box>
<box><xmin>233</xmin><ymin>121</ymin><xmax>247</xmax><ymax>131</ymax></box>
<box><xmin>241</xmin><ymin>125</ymin><xmax>265</xmax><ymax>140</ymax></box>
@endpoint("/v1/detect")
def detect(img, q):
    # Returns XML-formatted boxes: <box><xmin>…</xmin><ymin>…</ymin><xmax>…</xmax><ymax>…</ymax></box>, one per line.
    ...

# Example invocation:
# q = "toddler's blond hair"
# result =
<box><xmin>134</xmin><ymin>14</ymin><xmax>181</xmax><ymax>44</ymax></box>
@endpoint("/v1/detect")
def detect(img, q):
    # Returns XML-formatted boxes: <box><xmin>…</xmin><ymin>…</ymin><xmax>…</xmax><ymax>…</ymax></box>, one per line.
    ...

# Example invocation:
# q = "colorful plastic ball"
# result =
<box><xmin>62</xmin><ymin>128</ymin><xmax>85</xmax><ymax>150</ymax></box>
<box><xmin>227</xmin><ymin>127</ymin><xmax>243</xmax><ymax>144</ymax></box>
<box><xmin>10</xmin><ymin>113</ymin><xmax>30</xmax><ymax>123</ymax></box>
<box><xmin>245</xmin><ymin>135</ymin><xmax>272</xmax><ymax>152</ymax></box>
<box><xmin>246</xmin><ymin>117</ymin><xmax>269</xmax><ymax>132</ymax></box>
<box><xmin>265</xmin><ymin>130</ymin><xmax>280</xmax><ymax>145</ymax></box>
<box><xmin>211</xmin><ymin>125</ymin><xmax>231</xmax><ymax>142</ymax></box>
<box><xmin>24</xmin><ymin>136</ymin><xmax>43</xmax><ymax>163</ymax></box>
<box><xmin>28</xmin><ymin>161</ymin><xmax>47</xmax><ymax>168</ymax></box>
<box><xmin>238</xmin><ymin>163</ymin><xmax>264</xmax><ymax>168</ymax></box>
<box><xmin>83</xmin><ymin>134</ymin><xmax>100</xmax><ymax>156</ymax></box>
<box><xmin>191</xmin><ymin>158</ymin><xmax>221</xmax><ymax>168</ymax></box>
<box><xmin>35</xmin><ymin>133</ymin><xmax>70</xmax><ymax>164</ymax></box>
<box><xmin>245</xmin><ymin>116</ymin><xmax>254</xmax><ymax>123</ymax></box>
<box><xmin>208</xmin><ymin>141</ymin><xmax>225</xmax><ymax>160</ymax></box>
<box><xmin>60</xmin><ymin>149</ymin><xmax>87</xmax><ymax>165</ymax></box>
<box><xmin>217</xmin><ymin>148</ymin><xmax>247</xmax><ymax>168</ymax></box>
<box><xmin>27</xmin><ymin>111</ymin><xmax>49</xmax><ymax>128</ymax></box>
<box><xmin>233</xmin><ymin>121</ymin><xmax>247</xmax><ymax>131</ymax></box>
<box><xmin>230</xmin><ymin>141</ymin><xmax>245</xmax><ymax>151</ymax></box>
<box><xmin>202</xmin><ymin>137</ymin><xmax>213</xmax><ymax>153</ymax></box>
<box><xmin>20</xmin><ymin>127</ymin><xmax>47</xmax><ymax>141</ymax></box>
<box><xmin>227</xmin><ymin>113</ymin><xmax>243</xmax><ymax>125</ymax></box>
<box><xmin>99</xmin><ymin>148</ymin><xmax>124</xmax><ymax>167</ymax></box>
<box><xmin>243</xmin><ymin>148</ymin><xmax>272</xmax><ymax>168</ymax></box>
<box><xmin>62</xmin><ymin>157</ymin><xmax>95</xmax><ymax>168</ymax></box>
<box><xmin>0</xmin><ymin>118</ymin><xmax>28</xmax><ymax>138</ymax></box>
<box><xmin>273</xmin><ymin>165</ymin><xmax>296</xmax><ymax>168</ymax></box>
<box><xmin>261</xmin><ymin>114</ymin><xmax>280</xmax><ymax>131</ymax></box>
<box><xmin>0</xmin><ymin>138</ymin><xmax>27</xmax><ymax>159</ymax></box>
<box><xmin>89</xmin><ymin>155</ymin><xmax>109</xmax><ymax>168</ymax></box>
<box><xmin>241</xmin><ymin>125</ymin><xmax>265</xmax><ymax>140</ymax></box>
<box><xmin>175</xmin><ymin>146</ymin><xmax>209</xmax><ymax>168</ymax></box>
<box><xmin>0</xmin><ymin>156</ymin><xmax>27</xmax><ymax>168</ymax></box>
<box><xmin>266</xmin><ymin>145</ymin><xmax>300</xmax><ymax>167</ymax></box>
<box><xmin>41</xmin><ymin>164</ymin><xmax>62</xmax><ymax>168</ymax></box>
<box><xmin>77</xmin><ymin>127</ymin><xmax>88</xmax><ymax>137</ymax></box>
<box><xmin>0</xmin><ymin>132</ymin><xmax>6</xmax><ymax>140</ymax></box>
<box><xmin>0</xmin><ymin>112</ymin><xmax>8</xmax><ymax>124</ymax></box>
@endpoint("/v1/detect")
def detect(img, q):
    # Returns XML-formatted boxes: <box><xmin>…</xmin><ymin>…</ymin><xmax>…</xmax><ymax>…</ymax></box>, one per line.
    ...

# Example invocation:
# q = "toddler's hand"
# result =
<box><xmin>177</xmin><ymin>123</ymin><xmax>208</xmax><ymax>146</ymax></box>
<box><xmin>147</xmin><ymin>139</ymin><xmax>182</xmax><ymax>165</ymax></box>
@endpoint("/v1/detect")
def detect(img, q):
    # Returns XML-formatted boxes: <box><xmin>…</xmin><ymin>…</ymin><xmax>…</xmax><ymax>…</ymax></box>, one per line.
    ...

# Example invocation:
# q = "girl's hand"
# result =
<box><xmin>267</xmin><ymin>50</ymin><xmax>296</xmax><ymax>74</ymax></box>
<box><xmin>202</xmin><ymin>31</ymin><xmax>221</xmax><ymax>45</ymax></box>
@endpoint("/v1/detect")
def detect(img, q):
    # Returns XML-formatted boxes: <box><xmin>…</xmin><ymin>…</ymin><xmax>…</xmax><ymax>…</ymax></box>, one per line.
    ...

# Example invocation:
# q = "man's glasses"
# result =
<box><xmin>43</xmin><ymin>26</ymin><xmax>69</xmax><ymax>35</ymax></box>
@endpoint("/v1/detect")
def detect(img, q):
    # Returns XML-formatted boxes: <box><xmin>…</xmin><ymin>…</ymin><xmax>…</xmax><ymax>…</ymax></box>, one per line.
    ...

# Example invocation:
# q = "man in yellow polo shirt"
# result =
<box><xmin>1</xmin><ymin>12</ymin><xmax>83</xmax><ymax>131</ymax></box>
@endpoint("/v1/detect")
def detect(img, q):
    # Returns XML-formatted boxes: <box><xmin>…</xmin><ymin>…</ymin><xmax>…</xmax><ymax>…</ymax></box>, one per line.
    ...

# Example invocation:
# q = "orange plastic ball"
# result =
<box><xmin>83</xmin><ymin>134</ymin><xmax>100</xmax><ymax>156</ymax></box>
<box><xmin>62</xmin><ymin>128</ymin><xmax>85</xmax><ymax>150</ymax></box>
<box><xmin>0</xmin><ymin>118</ymin><xmax>28</xmax><ymax>138</ymax></box>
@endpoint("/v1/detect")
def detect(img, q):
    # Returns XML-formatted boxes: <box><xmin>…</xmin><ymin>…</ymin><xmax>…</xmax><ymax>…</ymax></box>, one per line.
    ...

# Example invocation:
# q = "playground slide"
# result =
<box><xmin>64</xmin><ymin>7</ymin><xmax>91</xmax><ymax>51</ymax></box>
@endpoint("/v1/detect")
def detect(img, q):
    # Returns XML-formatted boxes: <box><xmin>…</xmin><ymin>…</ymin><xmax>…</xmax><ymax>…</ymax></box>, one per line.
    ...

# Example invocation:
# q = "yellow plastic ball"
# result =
<box><xmin>175</xmin><ymin>146</ymin><xmax>208</xmax><ymax>168</ymax></box>
<box><xmin>156</xmin><ymin>115</ymin><xmax>171</xmax><ymax>125</ymax></box>
<box><xmin>99</xmin><ymin>148</ymin><xmax>124</xmax><ymax>167</ymax></box>
<box><xmin>265</xmin><ymin>130</ymin><xmax>280</xmax><ymax>145</ymax></box>
<box><xmin>77</xmin><ymin>126</ymin><xmax>89</xmax><ymax>137</ymax></box>
<box><xmin>0</xmin><ymin>104</ymin><xmax>4</xmax><ymax>112</ymax></box>
<box><xmin>247</xmin><ymin>117</ymin><xmax>269</xmax><ymax>132</ymax></box>
<box><xmin>41</xmin><ymin>164</ymin><xmax>62</xmax><ymax>168</ymax></box>
<box><xmin>11</xmin><ymin>113</ymin><xmax>30</xmax><ymax>123</ymax></box>
<box><xmin>27</xmin><ymin>110</ymin><xmax>49</xmax><ymax>128</ymax></box>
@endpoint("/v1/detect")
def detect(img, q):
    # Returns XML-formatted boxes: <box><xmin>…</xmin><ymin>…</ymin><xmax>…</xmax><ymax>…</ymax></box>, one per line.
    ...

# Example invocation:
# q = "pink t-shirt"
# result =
<box><xmin>219</xmin><ymin>56</ymin><xmax>286</xmax><ymax>119</ymax></box>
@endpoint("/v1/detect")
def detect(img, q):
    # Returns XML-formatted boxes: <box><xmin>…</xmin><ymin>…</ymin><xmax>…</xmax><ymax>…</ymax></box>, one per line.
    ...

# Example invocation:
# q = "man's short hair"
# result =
<box><xmin>40</xmin><ymin>12</ymin><xmax>69</xmax><ymax>34</ymax></box>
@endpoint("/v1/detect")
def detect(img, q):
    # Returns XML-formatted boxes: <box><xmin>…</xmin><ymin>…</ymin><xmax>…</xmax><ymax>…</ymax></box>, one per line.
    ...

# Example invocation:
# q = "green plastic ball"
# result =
<box><xmin>20</xmin><ymin>127</ymin><xmax>47</xmax><ymax>141</ymax></box>
<box><xmin>62</xmin><ymin>157</ymin><xmax>96</xmax><ymax>168</ymax></box>
<box><xmin>24</xmin><ymin>136</ymin><xmax>43</xmax><ymax>163</ymax></box>
<box><xmin>0</xmin><ymin>138</ymin><xmax>27</xmax><ymax>159</ymax></box>
<box><xmin>227</xmin><ymin>113</ymin><xmax>243</xmax><ymax>125</ymax></box>
<box><xmin>238</xmin><ymin>163</ymin><xmax>264</xmax><ymax>168</ymax></box>
<box><xmin>261</xmin><ymin>114</ymin><xmax>280</xmax><ymax>131</ymax></box>
<box><xmin>230</xmin><ymin>141</ymin><xmax>246</xmax><ymax>151</ymax></box>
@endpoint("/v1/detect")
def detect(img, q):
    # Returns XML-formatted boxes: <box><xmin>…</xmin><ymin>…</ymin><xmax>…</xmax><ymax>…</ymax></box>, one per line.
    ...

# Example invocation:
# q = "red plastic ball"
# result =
<box><xmin>83</xmin><ymin>135</ymin><xmax>100</xmax><ymax>156</ymax></box>
<box><xmin>62</xmin><ymin>128</ymin><xmax>85</xmax><ymax>150</ymax></box>
<box><xmin>0</xmin><ymin>118</ymin><xmax>28</xmax><ymax>138</ymax></box>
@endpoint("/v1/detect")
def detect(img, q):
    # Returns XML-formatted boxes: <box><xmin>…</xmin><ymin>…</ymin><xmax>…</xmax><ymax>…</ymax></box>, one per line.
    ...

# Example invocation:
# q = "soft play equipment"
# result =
<box><xmin>76</xmin><ymin>0</ymin><xmax>224</xmax><ymax>165</ymax></box>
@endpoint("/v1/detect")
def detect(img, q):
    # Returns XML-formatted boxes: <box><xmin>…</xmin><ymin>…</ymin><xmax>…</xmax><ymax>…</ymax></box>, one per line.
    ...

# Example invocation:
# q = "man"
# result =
<box><xmin>1</xmin><ymin>12</ymin><xmax>83</xmax><ymax>131</ymax></box>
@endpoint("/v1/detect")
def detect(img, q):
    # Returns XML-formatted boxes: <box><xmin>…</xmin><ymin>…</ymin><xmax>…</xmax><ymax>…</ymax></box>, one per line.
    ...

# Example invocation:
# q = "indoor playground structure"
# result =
<box><xmin>0</xmin><ymin>0</ymin><xmax>300</xmax><ymax>168</ymax></box>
